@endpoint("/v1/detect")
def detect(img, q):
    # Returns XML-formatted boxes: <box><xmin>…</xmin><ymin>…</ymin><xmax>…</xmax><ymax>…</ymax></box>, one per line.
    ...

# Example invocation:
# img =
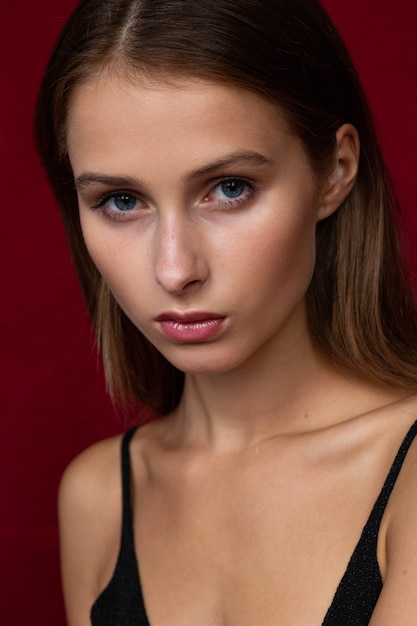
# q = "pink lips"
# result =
<box><xmin>155</xmin><ymin>312</ymin><xmax>226</xmax><ymax>343</ymax></box>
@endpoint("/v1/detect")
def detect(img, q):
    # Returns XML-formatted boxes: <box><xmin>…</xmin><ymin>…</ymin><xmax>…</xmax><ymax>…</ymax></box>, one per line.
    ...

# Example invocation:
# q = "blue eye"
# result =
<box><xmin>91</xmin><ymin>191</ymin><xmax>140</xmax><ymax>220</ymax></box>
<box><xmin>110</xmin><ymin>193</ymin><xmax>137</xmax><ymax>211</ymax></box>
<box><xmin>206</xmin><ymin>177</ymin><xmax>256</xmax><ymax>208</ymax></box>
<box><xmin>218</xmin><ymin>179</ymin><xmax>247</xmax><ymax>199</ymax></box>
<box><xmin>204</xmin><ymin>176</ymin><xmax>258</xmax><ymax>209</ymax></box>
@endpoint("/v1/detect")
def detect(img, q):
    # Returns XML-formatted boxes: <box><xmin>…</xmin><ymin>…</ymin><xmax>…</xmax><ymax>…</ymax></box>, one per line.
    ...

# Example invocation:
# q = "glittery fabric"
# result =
<box><xmin>91</xmin><ymin>422</ymin><xmax>417</xmax><ymax>626</ymax></box>
<box><xmin>91</xmin><ymin>427</ymin><xmax>149</xmax><ymax>626</ymax></box>
<box><xmin>323</xmin><ymin>420</ymin><xmax>417</xmax><ymax>625</ymax></box>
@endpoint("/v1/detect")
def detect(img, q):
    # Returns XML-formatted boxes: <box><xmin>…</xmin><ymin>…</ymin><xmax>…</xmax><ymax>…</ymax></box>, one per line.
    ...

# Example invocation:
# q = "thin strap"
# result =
<box><xmin>365</xmin><ymin>420</ymin><xmax>417</xmax><ymax>530</ymax></box>
<box><xmin>120</xmin><ymin>426</ymin><xmax>139</xmax><ymax>555</ymax></box>
<box><xmin>90</xmin><ymin>426</ymin><xmax>149</xmax><ymax>625</ymax></box>
<box><xmin>323</xmin><ymin>420</ymin><xmax>417</xmax><ymax>625</ymax></box>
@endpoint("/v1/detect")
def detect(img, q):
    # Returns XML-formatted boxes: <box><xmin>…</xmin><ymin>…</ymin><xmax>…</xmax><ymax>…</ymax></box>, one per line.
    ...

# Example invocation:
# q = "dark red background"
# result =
<box><xmin>1</xmin><ymin>1</ymin><xmax>416</xmax><ymax>623</ymax></box>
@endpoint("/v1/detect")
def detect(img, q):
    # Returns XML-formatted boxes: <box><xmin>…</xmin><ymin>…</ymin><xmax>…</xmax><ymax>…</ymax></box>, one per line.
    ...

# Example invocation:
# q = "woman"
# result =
<box><xmin>35</xmin><ymin>0</ymin><xmax>417</xmax><ymax>624</ymax></box>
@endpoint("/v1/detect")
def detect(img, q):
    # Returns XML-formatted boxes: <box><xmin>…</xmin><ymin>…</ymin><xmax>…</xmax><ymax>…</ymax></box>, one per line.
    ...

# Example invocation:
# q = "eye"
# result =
<box><xmin>206</xmin><ymin>177</ymin><xmax>256</xmax><ymax>207</ymax></box>
<box><xmin>104</xmin><ymin>192</ymin><xmax>138</xmax><ymax>212</ymax></box>
<box><xmin>91</xmin><ymin>191</ymin><xmax>141</xmax><ymax>220</ymax></box>
<box><xmin>216</xmin><ymin>179</ymin><xmax>247</xmax><ymax>199</ymax></box>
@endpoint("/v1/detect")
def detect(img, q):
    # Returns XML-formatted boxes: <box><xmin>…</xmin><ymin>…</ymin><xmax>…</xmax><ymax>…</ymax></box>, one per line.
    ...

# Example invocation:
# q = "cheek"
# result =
<box><xmin>234</xmin><ymin>210</ymin><xmax>317</xmax><ymax>302</ymax></box>
<box><xmin>97</xmin><ymin>251</ymin><xmax>148</xmax><ymax>303</ymax></box>
<box><xmin>79</xmin><ymin>216</ymin><xmax>150</xmax><ymax>311</ymax></box>
<box><xmin>79</xmin><ymin>221</ymin><xmax>116</xmax><ymax>284</ymax></box>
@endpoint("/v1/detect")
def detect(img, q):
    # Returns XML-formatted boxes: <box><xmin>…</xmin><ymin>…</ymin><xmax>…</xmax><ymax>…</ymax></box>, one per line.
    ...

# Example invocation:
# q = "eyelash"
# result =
<box><xmin>90</xmin><ymin>177</ymin><xmax>258</xmax><ymax>221</ymax></box>
<box><xmin>90</xmin><ymin>191</ymin><xmax>142</xmax><ymax>222</ymax></box>
<box><xmin>206</xmin><ymin>178</ymin><xmax>257</xmax><ymax>209</ymax></box>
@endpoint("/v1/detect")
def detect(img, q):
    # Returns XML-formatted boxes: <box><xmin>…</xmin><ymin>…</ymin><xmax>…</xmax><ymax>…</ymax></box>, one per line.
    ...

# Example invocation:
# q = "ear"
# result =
<box><xmin>317</xmin><ymin>123</ymin><xmax>360</xmax><ymax>221</ymax></box>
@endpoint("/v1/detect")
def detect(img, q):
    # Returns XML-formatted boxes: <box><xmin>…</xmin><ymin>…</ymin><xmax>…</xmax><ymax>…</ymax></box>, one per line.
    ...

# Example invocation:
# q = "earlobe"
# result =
<box><xmin>317</xmin><ymin>123</ymin><xmax>360</xmax><ymax>221</ymax></box>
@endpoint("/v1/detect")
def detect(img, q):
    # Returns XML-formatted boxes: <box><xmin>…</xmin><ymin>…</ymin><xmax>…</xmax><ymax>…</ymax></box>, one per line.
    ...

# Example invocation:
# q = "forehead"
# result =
<box><xmin>66</xmin><ymin>71</ymin><xmax>298</xmax><ymax>178</ymax></box>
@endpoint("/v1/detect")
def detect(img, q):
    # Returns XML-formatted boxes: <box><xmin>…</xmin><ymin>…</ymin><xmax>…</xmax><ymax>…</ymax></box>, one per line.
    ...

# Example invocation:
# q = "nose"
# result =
<box><xmin>154</xmin><ymin>215</ymin><xmax>208</xmax><ymax>294</ymax></box>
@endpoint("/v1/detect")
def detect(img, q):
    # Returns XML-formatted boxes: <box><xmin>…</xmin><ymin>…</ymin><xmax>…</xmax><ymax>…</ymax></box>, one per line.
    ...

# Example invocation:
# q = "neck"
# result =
<box><xmin>169</xmin><ymin>332</ymin><xmax>353</xmax><ymax>451</ymax></box>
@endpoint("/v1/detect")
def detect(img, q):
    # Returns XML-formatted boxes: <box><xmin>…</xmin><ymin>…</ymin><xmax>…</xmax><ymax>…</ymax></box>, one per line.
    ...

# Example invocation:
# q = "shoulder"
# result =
<box><xmin>383</xmin><ymin>416</ymin><xmax>417</xmax><ymax>546</ymax></box>
<box><xmin>58</xmin><ymin>434</ymin><xmax>127</xmax><ymax>625</ymax></box>
<box><xmin>59</xmin><ymin>434</ymin><xmax>124</xmax><ymax>534</ymax></box>
<box><xmin>59</xmin><ymin>420</ymin><xmax>161</xmax><ymax>532</ymax></box>
<box><xmin>61</xmin><ymin>433</ymin><xmax>122</xmax><ymax>483</ymax></box>
<box><xmin>369</xmin><ymin>410</ymin><xmax>417</xmax><ymax>623</ymax></box>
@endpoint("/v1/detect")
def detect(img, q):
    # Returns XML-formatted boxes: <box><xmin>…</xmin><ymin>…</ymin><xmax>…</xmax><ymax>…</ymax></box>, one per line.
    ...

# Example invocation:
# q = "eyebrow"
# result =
<box><xmin>184</xmin><ymin>150</ymin><xmax>272</xmax><ymax>180</ymax></box>
<box><xmin>75</xmin><ymin>173</ymin><xmax>143</xmax><ymax>190</ymax></box>
<box><xmin>74</xmin><ymin>150</ymin><xmax>271</xmax><ymax>190</ymax></box>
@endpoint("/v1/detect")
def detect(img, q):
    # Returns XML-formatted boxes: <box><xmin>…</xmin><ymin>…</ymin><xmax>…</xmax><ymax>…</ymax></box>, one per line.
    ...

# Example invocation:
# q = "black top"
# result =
<box><xmin>91</xmin><ymin>421</ymin><xmax>417</xmax><ymax>626</ymax></box>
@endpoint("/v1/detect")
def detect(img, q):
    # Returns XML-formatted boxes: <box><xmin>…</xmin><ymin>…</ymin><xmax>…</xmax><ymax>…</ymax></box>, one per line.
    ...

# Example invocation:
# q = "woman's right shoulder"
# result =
<box><xmin>58</xmin><ymin>433</ymin><xmax>127</xmax><ymax>624</ymax></box>
<box><xmin>59</xmin><ymin>420</ymin><xmax>160</xmax><ymax>520</ymax></box>
<box><xmin>59</xmin><ymin>434</ymin><xmax>124</xmax><ymax>518</ymax></box>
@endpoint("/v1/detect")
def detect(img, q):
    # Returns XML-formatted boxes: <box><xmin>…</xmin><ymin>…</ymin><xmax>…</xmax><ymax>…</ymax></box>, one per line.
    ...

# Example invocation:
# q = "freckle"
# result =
<box><xmin>402</xmin><ymin>569</ymin><xmax>408</xmax><ymax>576</ymax></box>
<box><xmin>304</xmin><ymin>413</ymin><xmax>309</xmax><ymax>419</ymax></box>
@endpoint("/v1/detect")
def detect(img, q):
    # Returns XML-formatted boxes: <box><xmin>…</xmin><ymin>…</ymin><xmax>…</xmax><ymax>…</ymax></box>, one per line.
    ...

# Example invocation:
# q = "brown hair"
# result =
<box><xmin>35</xmin><ymin>0</ymin><xmax>417</xmax><ymax>415</ymax></box>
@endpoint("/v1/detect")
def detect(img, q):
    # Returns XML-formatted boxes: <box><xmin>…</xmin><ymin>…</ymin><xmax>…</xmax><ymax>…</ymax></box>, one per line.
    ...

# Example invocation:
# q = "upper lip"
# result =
<box><xmin>155</xmin><ymin>311</ymin><xmax>224</xmax><ymax>323</ymax></box>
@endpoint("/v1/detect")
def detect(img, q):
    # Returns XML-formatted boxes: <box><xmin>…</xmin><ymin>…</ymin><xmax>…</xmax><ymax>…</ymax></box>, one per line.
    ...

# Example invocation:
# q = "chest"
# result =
<box><xmin>132</xmin><ymin>448</ymin><xmax>386</xmax><ymax>625</ymax></box>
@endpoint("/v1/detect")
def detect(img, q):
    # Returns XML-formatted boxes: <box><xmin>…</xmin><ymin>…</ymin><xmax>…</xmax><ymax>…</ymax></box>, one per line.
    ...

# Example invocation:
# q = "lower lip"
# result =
<box><xmin>158</xmin><ymin>318</ymin><xmax>226</xmax><ymax>343</ymax></box>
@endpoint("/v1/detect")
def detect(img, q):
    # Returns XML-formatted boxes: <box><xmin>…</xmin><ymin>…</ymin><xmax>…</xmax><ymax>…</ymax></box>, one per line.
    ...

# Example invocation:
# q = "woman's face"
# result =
<box><xmin>67</xmin><ymin>72</ymin><xmax>330</xmax><ymax>375</ymax></box>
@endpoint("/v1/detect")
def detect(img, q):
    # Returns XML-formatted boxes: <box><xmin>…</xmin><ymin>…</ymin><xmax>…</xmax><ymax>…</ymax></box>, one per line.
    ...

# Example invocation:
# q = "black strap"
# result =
<box><xmin>323</xmin><ymin>420</ymin><xmax>417</xmax><ymax>625</ymax></box>
<box><xmin>90</xmin><ymin>426</ymin><xmax>149</xmax><ymax>626</ymax></box>
<box><xmin>120</xmin><ymin>426</ymin><xmax>139</xmax><ymax>554</ymax></box>
<box><xmin>365</xmin><ymin>420</ymin><xmax>417</xmax><ymax>530</ymax></box>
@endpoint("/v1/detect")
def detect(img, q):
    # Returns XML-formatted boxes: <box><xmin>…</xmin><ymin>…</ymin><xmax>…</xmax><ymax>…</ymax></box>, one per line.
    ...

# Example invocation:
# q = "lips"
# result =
<box><xmin>155</xmin><ymin>312</ymin><xmax>226</xmax><ymax>342</ymax></box>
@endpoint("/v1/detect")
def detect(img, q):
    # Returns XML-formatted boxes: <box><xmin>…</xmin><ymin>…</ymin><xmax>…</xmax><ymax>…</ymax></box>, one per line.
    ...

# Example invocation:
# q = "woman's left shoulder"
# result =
<box><xmin>369</xmin><ymin>394</ymin><xmax>417</xmax><ymax>624</ymax></box>
<box><xmin>384</xmin><ymin>394</ymin><xmax>417</xmax><ymax>520</ymax></box>
<box><xmin>380</xmin><ymin>393</ymin><xmax>417</xmax><ymax>504</ymax></box>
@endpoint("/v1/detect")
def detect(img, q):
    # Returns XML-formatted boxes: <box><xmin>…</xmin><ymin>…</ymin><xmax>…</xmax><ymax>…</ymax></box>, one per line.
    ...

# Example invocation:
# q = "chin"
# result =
<box><xmin>169</xmin><ymin>359</ymin><xmax>236</xmax><ymax>376</ymax></box>
<box><xmin>161</xmin><ymin>346</ymin><xmax>245</xmax><ymax>377</ymax></box>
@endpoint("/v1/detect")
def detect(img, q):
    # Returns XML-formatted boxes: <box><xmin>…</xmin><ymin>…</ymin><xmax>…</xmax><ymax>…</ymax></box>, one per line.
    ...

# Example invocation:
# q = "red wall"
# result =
<box><xmin>1</xmin><ymin>1</ymin><xmax>416</xmax><ymax>623</ymax></box>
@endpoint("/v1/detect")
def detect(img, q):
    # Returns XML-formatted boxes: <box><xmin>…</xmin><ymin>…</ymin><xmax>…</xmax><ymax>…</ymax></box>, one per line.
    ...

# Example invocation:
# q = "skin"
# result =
<box><xmin>60</xmin><ymin>71</ymin><xmax>417</xmax><ymax>625</ymax></box>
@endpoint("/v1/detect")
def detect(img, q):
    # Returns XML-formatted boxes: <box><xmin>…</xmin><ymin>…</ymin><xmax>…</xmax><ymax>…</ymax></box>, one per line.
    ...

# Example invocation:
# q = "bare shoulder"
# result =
<box><xmin>384</xmin><ymin>399</ymin><xmax>417</xmax><ymax>540</ymax></box>
<box><xmin>59</xmin><ymin>434</ymin><xmax>123</xmax><ymax>517</ymax></box>
<box><xmin>59</xmin><ymin>419</ymin><xmax>162</xmax><ymax>540</ymax></box>
<box><xmin>58</xmin><ymin>421</ymin><xmax>162</xmax><ymax>625</ymax></box>
<box><xmin>369</xmin><ymin>395</ymin><xmax>417</xmax><ymax>624</ymax></box>
<box><xmin>58</xmin><ymin>434</ymin><xmax>125</xmax><ymax>625</ymax></box>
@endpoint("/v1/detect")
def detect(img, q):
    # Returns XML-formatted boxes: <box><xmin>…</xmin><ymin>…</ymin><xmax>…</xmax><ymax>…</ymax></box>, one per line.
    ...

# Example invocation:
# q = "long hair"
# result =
<box><xmin>35</xmin><ymin>0</ymin><xmax>417</xmax><ymax>415</ymax></box>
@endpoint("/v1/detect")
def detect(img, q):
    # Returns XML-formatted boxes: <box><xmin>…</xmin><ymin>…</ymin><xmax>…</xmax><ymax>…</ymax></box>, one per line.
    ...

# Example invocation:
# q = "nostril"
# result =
<box><xmin>155</xmin><ymin>269</ymin><xmax>204</xmax><ymax>295</ymax></box>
